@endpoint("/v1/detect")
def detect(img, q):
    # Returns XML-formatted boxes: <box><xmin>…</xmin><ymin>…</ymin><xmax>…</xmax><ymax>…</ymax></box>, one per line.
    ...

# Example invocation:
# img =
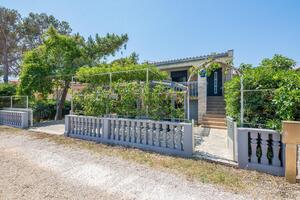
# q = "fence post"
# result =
<box><xmin>237</xmin><ymin>128</ymin><xmax>249</xmax><ymax>168</ymax></box>
<box><xmin>64</xmin><ymin>115</ymin><xmax>70</xmax><ymax>136</ymax></box>
<box><xmin>21</xmin><ymin>112</ymin><xmax>28</xmax><ymax>128</ymax></box>
<box><xmin>282</xmin><ymin>121</ymin><xmax>300</xmax><ymax>183</ymax></box>
<box><xmin>183</xmin><ymin>123</ymin><xmax>193</xmax><ymax>156</ymax></box>
<box><xmin>103</xmin><ymin>118</ymin><xmax>110</xmax><ymax>140</ymax></box>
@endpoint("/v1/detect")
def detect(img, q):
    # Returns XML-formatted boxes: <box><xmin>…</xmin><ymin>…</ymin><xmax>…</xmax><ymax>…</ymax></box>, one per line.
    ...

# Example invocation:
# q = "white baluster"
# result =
<box><xmin>136</xmin><ymin>121</ymin><xmax>141</xmax><ymax>144</ymax></box>
<box><xmin>272</xmin><ymin>133</ymin><xmax>282</xmax><ymax>167</ymax></box>
<box><xmin>260</xmin><ymin>132</ymin><xmax>270</xmax><ymax>165</ymax></box>
<box><xmin>161</xmin><ymin>123</ymin><xmax>167</xmax><ymax>148</ymax></box>
<box><xmin>250</xmin><ymin>132</ymin><xmax>258</xmax><ymax>163</ymax></box>
<box><xmin>148</xmin><ymin>122</ymin><xmax>154</xmax><ymax>146</ymax></box>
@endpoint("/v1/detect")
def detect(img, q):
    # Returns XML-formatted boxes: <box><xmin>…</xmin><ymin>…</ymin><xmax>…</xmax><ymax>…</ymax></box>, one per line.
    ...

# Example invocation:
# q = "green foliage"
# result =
<box><xmin>0</xmin><ymin>83</ymin><xmax>16</xmax><ymax>96</ymax></box>
<box><xmin>73</xmin><ymin>82</ymin><xmax>185</xmax><ymax>120</ymax></box>
<box><xmin>22</xmin><ymin>12</ymin><xmax>72</xmax><ymax>48</ymax></box>
<box><xmin>76</xmin><ymin>64</ymin><xmax>168</xmax><ymax>85</ymax></box>
<box><xmin>0</xmin><ymin>6</ymin><xmax>73</xmax><ymax>82</ymax></box>
<box><xmin>225</xmin><ymin>55</ymin><xmax>300</xmax><ymax>130</ymax></box>
<box><xmin>110</xmin><ymin>52</ymin><xmax>139</xmax><ymax>66</ymax></box>
<box><xmin>30</xmin><ymin>99</ymin><xmax>71</xmax><ymax>121</ymax></box>
<box><xmin>18</xmin><ymin>27</ymin><xmax>128</xmax><ymax>119</ymax></box>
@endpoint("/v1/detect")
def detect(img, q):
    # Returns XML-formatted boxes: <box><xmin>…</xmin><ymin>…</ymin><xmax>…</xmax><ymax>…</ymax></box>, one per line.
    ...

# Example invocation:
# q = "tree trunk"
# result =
<box><xmin>54</xmin><ymin>81</ymin><xmax>70</xmax><ymax>120</ymax></box>
<box><xmin>2</xmin><ymin>43</ymin><xmax>9</xmax><ymax>83</ymax></box>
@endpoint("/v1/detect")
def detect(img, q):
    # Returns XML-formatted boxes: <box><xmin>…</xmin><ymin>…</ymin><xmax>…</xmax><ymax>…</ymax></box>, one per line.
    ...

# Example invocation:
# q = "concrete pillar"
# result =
<box><xmin>282</xmin><ymin>121</ymin><xmax>300</xmax><ymax>183</ymax></box>
<box><xmin>197</xmin><ymin>74</ymin><xmax>207</xmax><ymax>124</ymax></box>
<box><xmin>183</xmin><ymin>123</ymin><xmax>194</xmax><ymax>156</ymax></box>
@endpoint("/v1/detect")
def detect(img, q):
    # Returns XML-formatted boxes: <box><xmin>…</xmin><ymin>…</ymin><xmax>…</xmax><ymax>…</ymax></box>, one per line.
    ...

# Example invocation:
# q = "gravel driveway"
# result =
<box><xmin>0</xmin><ymin>129</ymin><xmax>250</xmax><ymax>200</ymax></box>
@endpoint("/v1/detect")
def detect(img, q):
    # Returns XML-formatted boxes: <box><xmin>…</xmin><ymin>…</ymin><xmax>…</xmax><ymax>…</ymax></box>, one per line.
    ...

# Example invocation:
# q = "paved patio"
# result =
<box><xmin>193</xmin><ymin>127</ymin><xmax>237</xmax><ymax>165</ymax></box>
<box><xmin>29</xmin><ymin>120</ymin><xmax>65</xmax><ymax>135</ymax></box>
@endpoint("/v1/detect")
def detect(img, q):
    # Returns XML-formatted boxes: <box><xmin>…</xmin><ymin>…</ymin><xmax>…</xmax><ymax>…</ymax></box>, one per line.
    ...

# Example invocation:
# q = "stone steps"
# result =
<box><xmin>207</xmin><ymin>96</ymin><xmax>226</xmax><ymax>116</ymax></box>
<box><xmin>201</xmin><ymin>113</ymin><xmax>226</xmax><ymax>129</ymax></box>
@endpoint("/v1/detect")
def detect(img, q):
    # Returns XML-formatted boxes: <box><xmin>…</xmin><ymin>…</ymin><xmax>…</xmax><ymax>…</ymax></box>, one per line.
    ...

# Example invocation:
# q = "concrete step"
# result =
<box><xmin>204</xmin><ymin>114</ymin><xmax>226</xmax><ymax>118</ymax></box>
<box><xmin>201</xmin><ymin>120</ymin><xmax>226</xmax><ymax>126</ymax></box>
<box><xmin>207</xmin><ymin>111</ymin><xmax>226</xmax><ymax>115</ymax></box>
<box><xmin>202</xmin><ymin>116</ymin><xmax>226</xmax><ymax>122</ymax></box>
<box><xmin>207</xmin><ymin>107</ymin><xmax>226</xmax><ymax>112</ymax></box>
<box><xmin>201</xmin><ymin>124</ymin><xmax>227</xmax><ymax>129</ymax></box>
<box><xmin>207</xmin><ymin>102</ymin><xmax>226</xmax><ymax>107</ymax></box>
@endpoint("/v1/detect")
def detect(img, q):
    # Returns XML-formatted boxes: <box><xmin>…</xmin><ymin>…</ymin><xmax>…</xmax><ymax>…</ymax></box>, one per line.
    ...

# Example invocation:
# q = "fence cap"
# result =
<box><xmin>237</xmin><ymin>127</ymin><xmax>279</xmax><ymax>134</ymax></box>
<box><xmin>282</xmin><ymin>121</ymin><xmax>300</xmax><ymax>144</ymax></box>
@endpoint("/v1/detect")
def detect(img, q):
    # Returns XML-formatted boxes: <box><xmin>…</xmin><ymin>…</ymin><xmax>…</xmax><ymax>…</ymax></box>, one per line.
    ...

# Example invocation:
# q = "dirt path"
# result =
<box><xmin>0</xmin><ymin>129</ymin><xmax>250</xmax><ymax>200</ymax></box>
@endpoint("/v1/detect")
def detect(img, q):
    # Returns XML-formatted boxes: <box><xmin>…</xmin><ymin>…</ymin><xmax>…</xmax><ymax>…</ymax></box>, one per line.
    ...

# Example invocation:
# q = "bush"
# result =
<box><xmin>225</xmin><ymin>55</ymin><xmax>300</xmax><ymax>130</ymax></box>
<box><xmin>0</xmin><ymin>83</ymin><xmax>16</xmax><ymax>96</ymax></box>
<box><xmin>73</xmin><ymin>81</ymin><xmax>185</xmax><ymax>121</ymax></box>
<box><xmin>31</xmin><ymin>99</ymin><xmax>71</xmax><ymax>122</ymax></box>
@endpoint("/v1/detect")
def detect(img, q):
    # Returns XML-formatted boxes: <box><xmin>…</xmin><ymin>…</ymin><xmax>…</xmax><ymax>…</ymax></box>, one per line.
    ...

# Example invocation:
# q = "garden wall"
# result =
<box><xmin>0</xmin><ymin>110</ymin><xmax>29</xmax><ymax>128</ymax></box>
<box><xmin>64</xmin><ymin>115</ymin><xmax>194</xmax><ymax>157</ymax></box>
<box><xmin>237</xmin><ymin>127</ymin><xmax>284</xmax><ymax>176</ymax></box>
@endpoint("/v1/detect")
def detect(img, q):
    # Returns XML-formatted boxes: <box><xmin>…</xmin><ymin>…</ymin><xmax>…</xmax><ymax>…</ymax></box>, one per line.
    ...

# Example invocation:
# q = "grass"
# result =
<box><xmin>1</xmin><ymin>126</ymin><xmax>300</xmax><ymax>198</ymax></box>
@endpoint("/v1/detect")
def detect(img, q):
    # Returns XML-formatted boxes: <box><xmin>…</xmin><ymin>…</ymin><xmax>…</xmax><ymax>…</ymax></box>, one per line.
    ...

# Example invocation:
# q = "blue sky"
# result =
<box><xmin>1</xmin><ymin>0</ymin><xmax>300</xmax><ymax>67</ymax></box>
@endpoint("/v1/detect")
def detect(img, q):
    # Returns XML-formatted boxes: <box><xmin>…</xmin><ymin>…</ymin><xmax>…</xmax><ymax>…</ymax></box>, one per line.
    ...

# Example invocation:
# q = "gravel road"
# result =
<box><xmin>0</xmin><ymin>129</ymin><xmax>250</xmax><ymax>200</ymax></box>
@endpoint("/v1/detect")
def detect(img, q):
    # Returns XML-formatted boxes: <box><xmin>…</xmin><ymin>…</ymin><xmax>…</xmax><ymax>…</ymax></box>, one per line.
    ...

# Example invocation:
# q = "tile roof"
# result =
<box><xmin>151</xmin><ymin>50</ymin><xmax>233</xmax><ymax>66</ymax></box>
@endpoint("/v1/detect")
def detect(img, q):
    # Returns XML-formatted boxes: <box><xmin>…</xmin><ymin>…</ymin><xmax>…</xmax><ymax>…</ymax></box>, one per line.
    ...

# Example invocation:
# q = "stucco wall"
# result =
<box><xmin>297</xmin><ymin>145</ymin><xmax>300</xmax><ymax>179</ymax></box>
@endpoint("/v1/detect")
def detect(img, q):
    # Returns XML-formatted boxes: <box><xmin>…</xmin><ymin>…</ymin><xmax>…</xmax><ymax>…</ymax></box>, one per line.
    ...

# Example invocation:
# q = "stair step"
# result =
<box><xmin>202</xmin><ymin>117</ymin><xmax>226</xmax><ymax>122</ymax></box>
<box><xmin>207</xmin><ymin>107</ymin><xmax>226</xmax><ymax>112</ymax></box>
<box><xmin>201</xmin><ymin>124</ymin><xmax>227</xmax><ymax>129</ymax></box>
<box><xmin>207</xmin><ymin>103</ymin><xmax>225</xmax><ymax>106</ymax></box>
<box><xmin>201</xmin><ymin>121</ymin><xmax>226</xmax><ymax>126</ymax></box>
<box><xmin>207</xmin><ymin>111</ymin><xmax>226</xmax><ymax>115</ymax></box>
<box><xmin>204</xmin><ymin>114</ymin><xmax>226</xmax><ymax>118</ymax></box>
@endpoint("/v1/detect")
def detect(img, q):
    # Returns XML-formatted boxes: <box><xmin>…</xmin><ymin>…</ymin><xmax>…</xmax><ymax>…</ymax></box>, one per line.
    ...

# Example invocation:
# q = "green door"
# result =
<box><xmin>207</xmin><ymin>68</ymin><xmax>222</xmax><ymax>96</ymax></box>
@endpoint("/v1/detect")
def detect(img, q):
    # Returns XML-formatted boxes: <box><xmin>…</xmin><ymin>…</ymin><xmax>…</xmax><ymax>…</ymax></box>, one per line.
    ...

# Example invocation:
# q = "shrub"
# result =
<box><xmin>225</xmin><ymin>55</ymin><xmax>300</xmax><ymax>130</ymax></box>
<box><xmin>0</xmin><ymin>83</ymin><xmax>16</xmax><ymax>96</ymax></box>
<box><xmin>31</xmin><ymin>99</ymin><xmax>71</xmax><ymax>122</ymax></box>
<box><xmin>73</xmin><ymin>81</ymin><xmax>185</xmax><ymax>121</ymax></box>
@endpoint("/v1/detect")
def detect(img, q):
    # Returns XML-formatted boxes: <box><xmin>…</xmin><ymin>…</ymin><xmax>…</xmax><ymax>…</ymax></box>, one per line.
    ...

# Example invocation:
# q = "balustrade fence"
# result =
<box><xmin>237</xmin><ymin>127</ymin><xmax>284</xmax><ymax>176</ymax></box>
<box><xmin>65</xmin><ymin>115</ymin><xmax>194</xmax><ymax>157</ymax></box>
<box><xmin>0</xmin><ymin>110</ymin><xmax>29</xmax><ymax>128</ymax></box>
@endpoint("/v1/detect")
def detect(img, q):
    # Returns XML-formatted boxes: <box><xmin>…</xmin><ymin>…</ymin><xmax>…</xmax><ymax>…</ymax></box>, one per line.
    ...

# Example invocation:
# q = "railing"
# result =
<box><xmin>179</xmin><ymin>81</ymin><xmax>198</xmax><ymax>97</ymax></box>
<box><xmin>237</xmin><ymin>128</ymin><xmax>284</xmax><ymax>176</ymax></box>
<box><xmin>0</xmin><ymin>110</ymin><xmax>29</xmax><ymax>128</ymax></box>
<box><xmin>65</xmin><ymin>115</ymin><xmax>194</xmax><ymax>157</ymax></box>
<box><xmin>226</xmin><ymin>117</ymin><xmax>237</xmax><ymax>161</ymax></box>
<box><xmin>2</xmin><ymin>108</ymin><xmax>33</xmax><ymax>126</ymax></box>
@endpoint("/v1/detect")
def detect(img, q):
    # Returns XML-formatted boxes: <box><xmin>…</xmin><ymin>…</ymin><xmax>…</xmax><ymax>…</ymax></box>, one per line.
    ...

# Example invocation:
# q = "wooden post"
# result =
<box><xmin>282</xmin><ymin>121</ymin><xmax>300</xmax><ymax>183</ymax></box>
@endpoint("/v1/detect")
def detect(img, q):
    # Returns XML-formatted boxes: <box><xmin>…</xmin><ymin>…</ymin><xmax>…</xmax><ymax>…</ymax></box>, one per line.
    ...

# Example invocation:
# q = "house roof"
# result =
<box><xmin>151</xmin><ymin>50</ymin><xmax>233</xmax><ymax>66</ymax></box>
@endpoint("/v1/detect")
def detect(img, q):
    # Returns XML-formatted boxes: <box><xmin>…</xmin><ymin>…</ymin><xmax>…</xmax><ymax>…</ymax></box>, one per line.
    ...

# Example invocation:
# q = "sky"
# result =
<box><xmin>1</xmin><ymin>0</ymin><xmax>300</xmax><ymax>67</ymax></box>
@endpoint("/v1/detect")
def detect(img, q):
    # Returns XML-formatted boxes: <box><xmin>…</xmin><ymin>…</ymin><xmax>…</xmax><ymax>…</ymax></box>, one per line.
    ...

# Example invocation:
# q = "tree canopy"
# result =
<box><xmin>18</xmin><ymin>27</ymin><xmax>128</xmax><ymax>119</ymax></box>
<box><xmin>0</xmin><ymin>6</ymin><xmax>73</xmax><ymax>82</ymax></box>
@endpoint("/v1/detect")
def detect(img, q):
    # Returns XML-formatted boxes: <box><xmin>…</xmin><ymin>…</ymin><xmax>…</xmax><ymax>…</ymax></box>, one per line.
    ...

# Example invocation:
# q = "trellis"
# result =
<box><xmin>70</xmin><ymin>68</ymin><xmax>190</xmax><ymax>121</ymax></box>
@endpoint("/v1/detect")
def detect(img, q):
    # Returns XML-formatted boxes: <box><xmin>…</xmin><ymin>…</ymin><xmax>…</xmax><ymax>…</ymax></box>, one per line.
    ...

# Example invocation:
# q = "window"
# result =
<box><xmin>214</xmin><ymin>71</ymin><xmax>218</xmax><ymax>94</ymax></box>
<box><xmin>171</xmin><ymin>70</ymin><xmax>187</xmax><ymax>82</ymax></box>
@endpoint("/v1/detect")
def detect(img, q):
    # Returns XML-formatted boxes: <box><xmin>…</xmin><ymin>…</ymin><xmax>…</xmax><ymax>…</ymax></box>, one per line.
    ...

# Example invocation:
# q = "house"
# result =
<box><xmin>152</xmin><ymin>50</ymin><xmax>234</xmax><ymax>129</ymax></box>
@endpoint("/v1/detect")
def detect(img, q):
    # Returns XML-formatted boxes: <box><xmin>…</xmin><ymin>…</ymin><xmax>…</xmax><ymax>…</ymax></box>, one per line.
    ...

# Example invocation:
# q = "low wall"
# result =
<box><xmin>237</xmin><ymin>127</ymin><xmax>284</xmax><ymax>176</ymax></box>
<box><xmin>3</xmin><ymin>108</ymin><xmax>33</xmax><ymax>126</ymax></box>
<box><xmin>0</xmin><ymin>110</ymin><xmax>29</xmax><ymax>128</ymax></box>
<box><xmin>65</xmin><ymin>115</ymin><xmax>194</xmax><ymax>157</ymax></box>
